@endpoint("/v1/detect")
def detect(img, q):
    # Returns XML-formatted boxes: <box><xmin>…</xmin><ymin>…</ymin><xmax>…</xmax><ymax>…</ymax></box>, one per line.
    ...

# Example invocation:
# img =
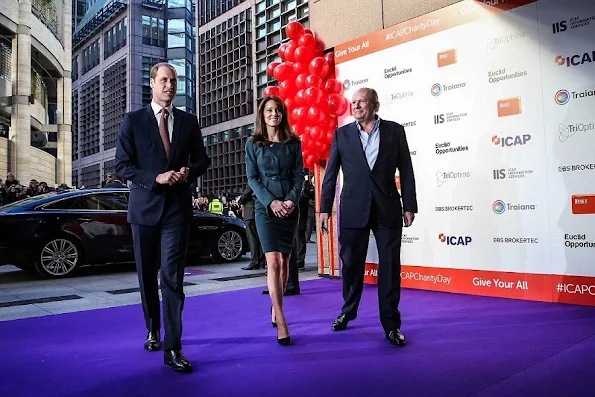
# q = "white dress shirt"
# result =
<box><xmin>151</xmin><ymin>101</ymin><xmax>174</xmax><ymax>143</ymax></box>
<box><xmin>356</xmin><ymin>116</ymin><xmax>381</xmax><ymax>170</ymax></box>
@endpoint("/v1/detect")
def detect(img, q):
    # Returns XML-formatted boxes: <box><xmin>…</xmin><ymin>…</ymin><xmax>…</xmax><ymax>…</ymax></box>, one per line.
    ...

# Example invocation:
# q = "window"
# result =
<box><xmin>167</xmin><ymin>19</ymin><xmax>186</xmax><ymax>48</ymax></box>
<box><xmin>168</xmin><ymin>0</ymin><xmax>185</xmax><ymax>7</ymax></box>
<box><xmin>142</xmin><ymin>15</ymin><xmax>165</xmax><ymax>46</ymax></box>
<box><xmin>104</xmin><ymin>18</ymin><xmax>127</xmax><ymax>59</ymax></box>
<box><xmin>78</xmin><ymin>193</ymin><xmax>128</xmax><ymax>211</ymax></box>
<box><xmin>44</xmin><ymin>197</ymin><xmax>81</xmax><ymax>210</ymax></box>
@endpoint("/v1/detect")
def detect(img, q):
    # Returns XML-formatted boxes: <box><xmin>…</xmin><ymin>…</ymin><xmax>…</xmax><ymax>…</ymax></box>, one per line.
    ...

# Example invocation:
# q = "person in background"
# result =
<box><xmin>238</xmin><ymin>185</ymin><xmax>266</xmax><ymax>270</ymax></box>
<box><xmin>104</xmin><ymin>174</ymin><xmax>127</xmax><ymax>188</ymax></box>
<box><xmin>208</xmin><ymin>196</ymin><xmax>223</xmax><ymax>214</ymax></box>
<box><xmin>245</xmin><ymin>95</ymin><xmax>304</xmax><ymax>345</ymax></box>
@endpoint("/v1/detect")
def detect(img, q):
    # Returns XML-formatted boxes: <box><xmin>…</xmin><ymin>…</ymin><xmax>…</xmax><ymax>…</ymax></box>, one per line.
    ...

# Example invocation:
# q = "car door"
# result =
<box><xmin>73</xmin><ymin>191</ymin><xmax>131</xmax><ymax>264</ymax></box>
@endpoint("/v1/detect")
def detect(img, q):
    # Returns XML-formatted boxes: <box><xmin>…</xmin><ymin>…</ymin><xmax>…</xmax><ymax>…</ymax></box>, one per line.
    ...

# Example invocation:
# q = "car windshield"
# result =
<box><xmin>0</xmin><ymin>192</ymin><xmax>58</xmax><ymax>209</ymax></box>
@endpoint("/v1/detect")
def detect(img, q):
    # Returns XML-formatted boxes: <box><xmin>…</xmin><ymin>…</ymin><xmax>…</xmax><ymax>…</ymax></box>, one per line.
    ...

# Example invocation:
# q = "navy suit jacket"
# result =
<box><xmin>115</xmin><ymin>105</ymin><xmax>210</xmax><ymax>226</ymax></box>
<box><xmin>320</xmin><ymin>119</ymin><xmax>417</xmax><ymax>229</ymax></box>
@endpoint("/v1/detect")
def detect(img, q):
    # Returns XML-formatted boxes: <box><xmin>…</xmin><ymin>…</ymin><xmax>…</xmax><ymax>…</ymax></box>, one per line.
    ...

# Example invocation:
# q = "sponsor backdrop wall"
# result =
<box><xmin>332</xmin><ymin>0</ymin><xmax>595</xmax><ymax>306</ymax></box>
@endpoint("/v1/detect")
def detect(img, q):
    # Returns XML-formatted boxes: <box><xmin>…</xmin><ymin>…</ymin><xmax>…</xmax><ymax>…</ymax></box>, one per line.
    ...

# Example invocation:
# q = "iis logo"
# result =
<box><xmin>555</xmin><ymin>51</ymin><xmax>595</xmax><ymax>68</ymax></box>
<box><xmin>438</xmin><ymin>233</ymin><xmax>472</xmax><ymax>246</ymax></box>
<box><xmin>555</xmin><ymin>89</ymin><xmax>570</xmax><ymax>105</ymax></box>
<box><xmin>492</xmin><ymin>134</ymin><xmax>531</xmax><ymax>147</ymax></box>
<box><xmin>493</xmin><ymin>200</ymin><xmax>506</xmax><ymax>214</ymax></box>
<box><xmin>493</xmin><ymin>169</ymin><xmax>506</xmax><ymax>180</ymax></box>
<box><xmin>431</xmin><ymin>83</ymin><xmax>442</xmax><ymax>96</ymax></box>
<box><xmin>343</xmin><ymin>80</ymin><xmax>351</xmax><ymax>91</ymax></box>
<box><xmin>434</xmin><ymin>114</ymin><xmax>444</xmax><ymax>124</ymax></box>
<box><xmin>552</xmin><ymin>20</ymin><xmax>567</xmax><ymax>34</ymax></box>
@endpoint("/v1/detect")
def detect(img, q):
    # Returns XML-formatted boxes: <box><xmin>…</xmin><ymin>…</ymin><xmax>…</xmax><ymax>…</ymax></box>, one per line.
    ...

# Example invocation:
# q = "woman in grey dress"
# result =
<box><xmin>245</xmin><ymin>96</ymin><xmax>304</xmax><ymax>345</ymax></box>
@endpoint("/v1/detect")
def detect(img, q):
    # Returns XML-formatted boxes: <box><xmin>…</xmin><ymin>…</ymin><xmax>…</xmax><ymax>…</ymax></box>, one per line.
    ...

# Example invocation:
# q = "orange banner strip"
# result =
<box><xmin>363</xmin><ymin>263</ymin><xmax>595</xmax><ymax>306</ymax></box>
<box><xmin>334</xmin><ymin>0</ymin><xmax>538</xmax><ymax>65</ymax></box>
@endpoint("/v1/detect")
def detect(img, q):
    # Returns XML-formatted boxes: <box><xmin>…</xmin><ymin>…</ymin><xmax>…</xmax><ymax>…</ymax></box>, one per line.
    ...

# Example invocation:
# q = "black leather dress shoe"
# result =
<box><xmin>386</xmin><ymin>329</ymin><xmax>406</xmax><ymax>346</ymax></box>
<box><xmin>164</xmin><ymin>349</ymin><xmax>192</xmax><ymax>372</ymax></box>
<box><xmin>331</xmin><ymin>313</ymin><xmax>354</xmax><ymax>331</ymax></box>
<box><xmin>144</xmin><ymin>331</ymin><xmax>161</xmax><ymax>351</ymax></box>
<box><xmin>283</xmin><ymin>289</ymin><xmax>300</xmax><ymax>296</ymax></box>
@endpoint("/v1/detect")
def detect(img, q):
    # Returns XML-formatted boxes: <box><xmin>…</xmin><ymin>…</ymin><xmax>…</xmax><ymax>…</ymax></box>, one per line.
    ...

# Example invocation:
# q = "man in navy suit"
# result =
<box><xmin>320</xmin><ymin>87</ymin><xmax>417</xmax><ymax>346</ymax></box>
<box><xmin>115</xmin><ymin>62</ymin><xmax>210</xmax><ymax>372</ymax></box>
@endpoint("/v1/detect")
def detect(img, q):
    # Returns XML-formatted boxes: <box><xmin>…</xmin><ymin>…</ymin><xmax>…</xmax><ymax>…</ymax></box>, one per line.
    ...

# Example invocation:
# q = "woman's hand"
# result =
<box><xmin>283</xmin><ymin>200</ymin><xmax>295</xmax><ymax>216</ymax></box>
<box><xmin>270</xmin><ymin>200</ymin><xmax>290</xmax><ymax>217</ymax></box>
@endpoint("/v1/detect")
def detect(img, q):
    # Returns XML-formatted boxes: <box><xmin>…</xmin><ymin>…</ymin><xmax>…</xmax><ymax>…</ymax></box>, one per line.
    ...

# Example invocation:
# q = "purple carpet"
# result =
<box><xmin>1</xmin><ymin>279</ymin><xmax>595</xmax><ymax>397</ymax></box>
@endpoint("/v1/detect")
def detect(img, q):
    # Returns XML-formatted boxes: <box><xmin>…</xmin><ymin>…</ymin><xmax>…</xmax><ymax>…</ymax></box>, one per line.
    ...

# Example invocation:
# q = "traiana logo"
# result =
<box><xmin>436</xmin><ymin>171</ymin><xmax>471</xmax><ymax>187</ymax></box>
<box><xmin>555</xmin><ymin>50</ymin><xmax>595</xmax><ymax>68</ymax></box>
<box><xmin>493</xmin><ymin>168</ymin><xmax>533</xmax><ymax>180</ymax></box>
<box><xmin>488</xmin><ymin>68</ymin><xmax>528</xmax><ymax>83</ymax></box>
<box><xmin>435</xmin><ymin>141</ymin><xmax>469</xmax><ymax>155</ymax></box>
<box><xmin>438</xmin><ymin>233</ymin><xmax>472</xmax><ymax>246</ymax></box>
<box><xmin>565</xmin><ymin>233</ymin><xmax>595</xmax><ymax>249</ymax></box>
<box><xmin>558</xmin><ymin>122</ymin><xmax>595</xmax><ymax>142</ymax></box>
<box><xmin>493</xmin><ymin>237</ymin><xmax>539</xmax><ymax>244</ymax></box>
<box><xmin>385</xmin><ymin>91</ymin><xmax>414</xmax><ymax>105</ymax></box>
<box><xmin>431</xmin><ymin>82</ymin><xmax>466</xmax><ymax>96</ymax></box>
<box><xmin>486</xmin><ymin>31</ymin><xmax>526</xmax><ymax>55</ymax></box>
<box><xmin>435</xmin><ymin>205</ymin><xmax>473</xmax><ymax>212</ymax></box>
<box><xmin>343</xmin><ymin>78</ymin><xmax>369</xmax><ymax>91</ymax></box>
<box><xmin>555</xmin><ymin>88</ymin><xmax>595</xmax><ymax>104</ymax></box>
<box><xmin>493</xmin><ymin>200</ymin><xmax>536</xmax><ymax>214</ymax></box>
<box><xmin>384</xmin><ymin>66</ymin><xmax>413</xmax><ymax>79</ymax></box>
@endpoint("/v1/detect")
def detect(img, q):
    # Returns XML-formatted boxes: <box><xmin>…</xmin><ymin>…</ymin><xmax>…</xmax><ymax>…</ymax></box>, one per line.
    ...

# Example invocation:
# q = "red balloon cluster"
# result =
<box><xmin>263</xmin><ymin>22</ymin><xmax>348</xmax><ymax>169</ymax></box>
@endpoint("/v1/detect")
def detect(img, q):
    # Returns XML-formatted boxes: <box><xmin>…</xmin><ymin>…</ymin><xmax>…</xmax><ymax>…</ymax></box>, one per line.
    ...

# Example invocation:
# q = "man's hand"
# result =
<box><xmin>319</xmin><ymin>213</ymin><xmax>330</xmax><ymax>233</ymax></box>
<box><xmin>403</xmin><ymin>211</ymin><xmax>415</xmax><ymax>227</ymax></box>
<box><xmin>179</xmin><ymin>167</ymin><xmax>190</xmax><ymax>182</ymax></box>
<box><xmin>270</xmin><ymin>200</ymin><xmax>290</xmax><ymax>217</ymax></box>
<box><xmin>155</xmin><ymin>170</ymin><xmax>183</xmax><ymax>185</ymax></box>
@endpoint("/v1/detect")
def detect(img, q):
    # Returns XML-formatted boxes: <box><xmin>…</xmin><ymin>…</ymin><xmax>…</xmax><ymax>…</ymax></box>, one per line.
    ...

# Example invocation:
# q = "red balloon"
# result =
<box><xmin>325</xmin><ymin>130</ymin><xmax>334</xmax><ymax>143</ymax></box>
<box><xmin>336</xmin><ymin>96</ymin><xmax>348</xmax><ymax>116</ymax></box>
<box><xmin>273</xmin><ymin>63</ymin><xmax>292</xmax><ymax>81</ymax></box>
<box><xmin>284</xmin><ymin>44</ymin><xmax>298</xmax><ymax>62</ymax></box>
<box><xmin>315</xmin><ymin>40</ymin><xmax>325</xmax><ymax>53</ymax></box>
<box><xmin>295</xmin><ymin>89</ymin><xmax>307</xmax><ymax>106</ymax></box>
<box><xmin>294</xmin><ymin>46</ymin><xmax>315</xmax><ymax>64</ymax></box>
<box><xmin>285</xmin><ymin>21</ymin><xmax>304</xmax><ymax>40</ymax></box>
<box><xmin>323</xmin><ymin>79</ymin><xmax>342</xmax><ymax>94</ymax></box>
<box><xmin>304</xmin><ymin>87</ymin><xmax>323</xmax><ymax>106</ymax></box>
<box><xmin>309</xmin><ymin>57</ymin><xmax>330</xmax><ymax>78</ymax></box>
<box><xmin>278</xmin><ymin>43</ymin><xmax>288</xmax><ymax>60</ymax></box>
<box><xmin>302</xmin><ymin>138</ymin><xmax>314</xmax><ymax>151</ymax></box>
<box><xmin>293</xmin><ymin>122</ymin><xmax>305</xmax><ymax>136</ymax></box>
<box><xmin>305</xmin><ymin>74</ymin><xmax>322</xmax><ymax>89</ymax></box>
<box><xmin>324</xmin><ymin>51</ymin><xmax>335</xmax><ymax>66</ymax></box>
<box><xmin>293</xmin><ymin>106</ymin><xmax>309</xmax><ymax>123</ymax></box>
<box><xmin>267</xmin><ymin>61</ymin><xmax>280</xmax><ymax>77</ymax></box>
<box><xmin>284</xmin><ymin>97</ymin><xmax>296</xmax><ymax>113</ymax></box>
<box><xmin>307</xmin><ymin>106</ymin><xmax>324</xmax><ymax>123</ymax></box>
<box><xmin>295</xmin><ymin>73</ymin><xmax>309</xmax><ymax>90</ymax></box>
<box><xmin>298</xmin><ymin>34</ymin><xmax>317</xmax><ymax>49</ymax></box>
<box><xmin>309</xmin><ymin>125</ymin><xmax>323</xmax><ymax>140</ymax></box>
<box><xmin>306</xmin><ymin>154</ymin><xmax>317</xmax><ymax>168</ymax></box>
<box><xmin>263</xmin><ymin>86</ymin><xmax>280</xmax><ymax>97</ymax></box>
<box><xmin>279</xmin><ymin>80</ymin><xmax>297</xmax><ymax>98</ymax></box>
<box><xmin>304</xmin><ymin>29</ymin><xmax>314</xmax><ymax>36</ymax></box>
<box><xmin>323</xmin><ymin>115</ymin><xmax>338</xmax><ymax>131</ymax></box>
<box><xmin>292</xmin><ymin>62</ymin><xmax>308</xmax><ymax>75</ymax></box>
<box><xmin>326</xmin><ymin>93</ymin><xmax>343</xmax><ymax>115</ymax></box>
<box><xmin>315</xmin><ymin>141</ymin><xmax>329</xmax><ymax>154</ymax></box>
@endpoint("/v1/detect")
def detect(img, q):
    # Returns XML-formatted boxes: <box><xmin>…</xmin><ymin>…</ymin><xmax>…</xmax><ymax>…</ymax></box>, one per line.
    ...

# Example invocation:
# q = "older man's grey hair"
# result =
<box><xmin>358</xmin><ymin>87</ymin><xmax>379</xmax><ymax>104</ymax></box>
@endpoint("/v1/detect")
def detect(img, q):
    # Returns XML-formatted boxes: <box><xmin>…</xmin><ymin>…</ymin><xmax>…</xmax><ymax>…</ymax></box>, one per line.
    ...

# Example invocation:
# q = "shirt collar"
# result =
<box><xmin>151</xmin><ymin>101</ymin><xmax>173</xmax><ymax>117</ymax></box>
<box><xmin>355</xmin><ymin>114</ymin><xmax>381</xmax><ymax>132</ymax></box>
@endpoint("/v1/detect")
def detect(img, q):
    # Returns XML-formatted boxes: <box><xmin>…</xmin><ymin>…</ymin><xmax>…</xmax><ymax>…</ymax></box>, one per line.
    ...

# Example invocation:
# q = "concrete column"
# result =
<box><xmin>9</xmin><ymin>0</ymin><xmax>32</xmax><ymax>183</ymax></box>
<box><xmin>56</xmin><ymin>76</ymin><xmax>72</xmax><ymax>186</ymax></box>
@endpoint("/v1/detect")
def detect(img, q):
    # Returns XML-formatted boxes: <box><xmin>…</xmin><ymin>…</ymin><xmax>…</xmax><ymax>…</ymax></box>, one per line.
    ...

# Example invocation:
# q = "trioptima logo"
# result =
<box><xmin>486</xmin><ymin>31</ymin><xmax>525</xmax><ymax>55</ymax></box>
<box><xmin>559</xmin><ymin>122</ymin><xmax>595</xmax><ymax>142</ymax></box>
<box><xmin>436</xmin><ymin>171</ymin><xmax>471</xmax><ymax>187</ymax></box>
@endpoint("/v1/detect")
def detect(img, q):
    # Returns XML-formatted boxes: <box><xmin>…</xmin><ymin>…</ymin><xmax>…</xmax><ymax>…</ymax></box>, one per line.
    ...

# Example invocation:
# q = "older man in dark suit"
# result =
<box><xmin>115</xmin><ymin>62</ymin><xmax>210</xmax><ymax>372</ymax></box>
<box><xmin>320</xmin><ymin>87</ymin><xmax>417</xmax><ymax>347</ymax></box>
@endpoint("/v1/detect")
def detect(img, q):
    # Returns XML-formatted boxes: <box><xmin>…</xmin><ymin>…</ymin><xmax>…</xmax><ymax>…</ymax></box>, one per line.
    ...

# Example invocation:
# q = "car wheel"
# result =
<box><xmin>35</xmin><ymin>236</ymin><xmax>83</xmax><ymax>278</ymax></box>
<box><xmin>212</xmin><ymin>229</ymin><xmax>244</xmax><ymax>262</ymax></box>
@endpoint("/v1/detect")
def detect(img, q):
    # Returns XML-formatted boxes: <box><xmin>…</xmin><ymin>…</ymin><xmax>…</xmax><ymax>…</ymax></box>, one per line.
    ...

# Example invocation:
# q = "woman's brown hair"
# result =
<box><xmin>252</xmin><ymin>95</ymin><xmax>299</xmax><ymax>146</ymax></box>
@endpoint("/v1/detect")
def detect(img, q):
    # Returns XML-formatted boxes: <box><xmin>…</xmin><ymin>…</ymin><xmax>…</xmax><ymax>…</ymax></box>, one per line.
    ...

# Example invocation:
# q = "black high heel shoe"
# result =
<box><xmin>277</xmin><ymin>325</ymin><xmax>291</xmax><ymax>345</ymax></box>
<box><xmin>270</xmin><ymin>305</ymin><xmax>277</xmax><ymax>328</ymax></box>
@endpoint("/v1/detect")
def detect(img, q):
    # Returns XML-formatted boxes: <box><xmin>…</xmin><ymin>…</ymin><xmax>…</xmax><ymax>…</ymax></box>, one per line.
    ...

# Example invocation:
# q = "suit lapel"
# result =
<box><xmin>168</xmin><ymin>107</ymin><xmax>183</xmax><ymax>166</ymax></box>
<box><xmin>371</xmin><ymin>120</ymin><xmax>389</xmax><ymax>173</ymax></box>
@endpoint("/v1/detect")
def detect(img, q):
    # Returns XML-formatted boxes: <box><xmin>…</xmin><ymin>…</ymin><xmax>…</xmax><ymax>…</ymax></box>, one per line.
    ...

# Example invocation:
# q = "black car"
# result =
<box><xmin>0</xmin><ymin>188</ymin><xmax>248</xmax><ymax>278</ymax></box>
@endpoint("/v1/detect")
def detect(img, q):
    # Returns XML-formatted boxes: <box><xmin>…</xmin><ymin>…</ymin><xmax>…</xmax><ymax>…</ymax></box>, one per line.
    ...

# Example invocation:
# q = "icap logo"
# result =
<box><xmin>492</xmin><ymin>134</ymin><xmax>531</xmax><ymax>147</ymax></box>
<box><xmin>438</xmin><ymin>233</ymin><xmax>472</xmax><ymax>245</ymax></box>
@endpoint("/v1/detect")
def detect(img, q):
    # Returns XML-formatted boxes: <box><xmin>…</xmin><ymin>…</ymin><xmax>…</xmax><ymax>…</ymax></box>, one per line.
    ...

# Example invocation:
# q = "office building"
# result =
<box><xmin>71</xmin><ymin>0</ymin><xmax>196</xmax><ymax>188</ymax></box>
<box><xmin>197</xmin><ymin>0</ymin><xmax>309</xmax><ymax>197</ymax></box>
<box><xmin>0</xmin><ymin>0</ymin><xmax>72</xmax><ymax>186</ymax></box>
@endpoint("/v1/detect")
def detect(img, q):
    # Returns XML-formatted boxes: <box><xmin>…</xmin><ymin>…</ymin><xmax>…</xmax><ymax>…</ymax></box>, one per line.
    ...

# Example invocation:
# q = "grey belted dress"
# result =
<box><xmin>245</xmin><ymin>137</ymin><xmax>304</xmax><ymax>254</ymax></box>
